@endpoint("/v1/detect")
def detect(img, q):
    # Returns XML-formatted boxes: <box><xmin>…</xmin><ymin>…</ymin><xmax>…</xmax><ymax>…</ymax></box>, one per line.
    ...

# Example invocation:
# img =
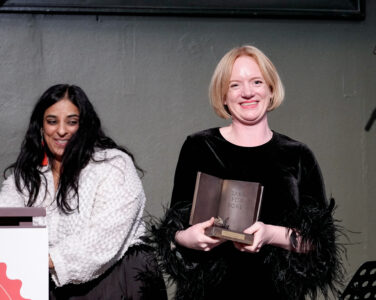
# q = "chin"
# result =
<box><xmin>236</xmin><ymin>117</ymin><xmax>263</xmax><ymax>125</ymax></box>
<box><xmin>51</xmin><ymin>151</ymin><xmax>64</xmax><ymax>160</ymax></box>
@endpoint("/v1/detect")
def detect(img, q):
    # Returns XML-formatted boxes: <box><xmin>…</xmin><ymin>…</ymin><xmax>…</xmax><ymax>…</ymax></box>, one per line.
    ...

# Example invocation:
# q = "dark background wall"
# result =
<box><xmin>0</xmin><ymin>1</ymin><xmax>375</xmax><ymax>296</ymax></box>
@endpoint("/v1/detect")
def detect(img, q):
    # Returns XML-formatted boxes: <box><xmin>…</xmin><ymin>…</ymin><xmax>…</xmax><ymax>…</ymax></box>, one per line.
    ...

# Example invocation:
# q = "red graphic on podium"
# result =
<box><xmin>0</xmin><ymin>262</ymin><xmax>30</xmax><ymax>300</ymax></box>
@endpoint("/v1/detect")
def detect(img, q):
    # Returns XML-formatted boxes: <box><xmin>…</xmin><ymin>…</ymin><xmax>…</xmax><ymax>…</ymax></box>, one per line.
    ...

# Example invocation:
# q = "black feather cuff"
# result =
<box><xmin>264</xmin><ymin>197</ymin><xmax>345</xmax><ymax>299</ymax></box>
<box><xmin>143</xmin><ymin>202</ymin><xmax>228</xmax><ymax>300</ymax></box>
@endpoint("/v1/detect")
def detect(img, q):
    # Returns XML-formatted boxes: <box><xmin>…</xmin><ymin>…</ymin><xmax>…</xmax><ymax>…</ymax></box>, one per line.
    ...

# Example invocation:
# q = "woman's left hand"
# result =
<box><xmin>233</xmin><ymin>222</ymin><xmax>291</xmax><ymax>253</ymax></box>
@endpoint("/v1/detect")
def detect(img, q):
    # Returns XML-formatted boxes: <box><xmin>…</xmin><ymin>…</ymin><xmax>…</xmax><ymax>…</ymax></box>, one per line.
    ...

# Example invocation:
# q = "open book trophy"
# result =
<box><xmin>189</xmin><ymin>172</ymin><xmax>263</xmax><ymax>245</ymax></box>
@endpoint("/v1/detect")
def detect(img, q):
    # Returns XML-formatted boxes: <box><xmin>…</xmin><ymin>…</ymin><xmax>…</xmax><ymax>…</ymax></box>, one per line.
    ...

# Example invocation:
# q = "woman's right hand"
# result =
<box><xmin>174</xmin><ymin>217</ymin><xmax>224</xmax><ymax>251</ymax></box>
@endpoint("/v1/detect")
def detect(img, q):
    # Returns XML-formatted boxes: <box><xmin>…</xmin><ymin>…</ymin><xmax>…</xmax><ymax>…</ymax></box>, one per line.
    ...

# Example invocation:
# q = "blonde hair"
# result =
<box><xmin>209</xmin><ymin>45</ymin><xmax>285</xmax><ymax>119</ymax></box>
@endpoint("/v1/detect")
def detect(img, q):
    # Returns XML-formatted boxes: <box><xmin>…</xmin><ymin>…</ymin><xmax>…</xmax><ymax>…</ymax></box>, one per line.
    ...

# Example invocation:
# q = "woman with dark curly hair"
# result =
<box><xmin>153</xmin><ymin>46</ymin><xmax>343</xmax><ymax>299</ymax></box>
<box><xmin>0</xmin><ymin>84</ymin><xmax>166</xmax><ymax>299</ymax></box>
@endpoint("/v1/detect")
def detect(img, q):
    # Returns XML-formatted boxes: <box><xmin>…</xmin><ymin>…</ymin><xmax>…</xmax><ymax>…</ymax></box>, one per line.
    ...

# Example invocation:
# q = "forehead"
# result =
<box><xmin>44</xmin><ymin>99</ymin><xmax>79</xmax><ymax>117</ymax></box>
<box><xmin>230</xmin><ymin>56</ymin><xmax>262</xmax><ymax>78</ymax></box>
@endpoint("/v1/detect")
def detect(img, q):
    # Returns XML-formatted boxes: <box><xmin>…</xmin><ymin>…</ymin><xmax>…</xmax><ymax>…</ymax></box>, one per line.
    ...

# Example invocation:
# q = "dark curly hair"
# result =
<box><xmin>5</xmin><ymin>84</ymin><xmax>142</xmax><ymax>214</ymax></box>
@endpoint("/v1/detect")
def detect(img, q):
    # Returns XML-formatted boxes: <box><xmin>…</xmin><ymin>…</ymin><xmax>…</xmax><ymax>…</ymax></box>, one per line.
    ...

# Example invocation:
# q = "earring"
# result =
<box><xmin>41</xmin><ymin>129</ymin><xmax>48</xmax><ymax>166</ymax></box>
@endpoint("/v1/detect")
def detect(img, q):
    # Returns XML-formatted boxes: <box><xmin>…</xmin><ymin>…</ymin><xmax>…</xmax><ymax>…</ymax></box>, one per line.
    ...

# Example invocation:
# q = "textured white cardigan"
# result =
<box><xmin>0</xmin><ymin>148</ymin><xmax>146</xmax><ymax>287</ymax></box>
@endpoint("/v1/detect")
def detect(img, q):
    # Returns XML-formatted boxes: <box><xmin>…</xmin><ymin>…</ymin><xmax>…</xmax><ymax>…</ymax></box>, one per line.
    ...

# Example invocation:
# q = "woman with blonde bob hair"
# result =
<box><xmin>210</xmin><ymin>45</ymin><xmax>284</xmax><ymax>118</ymax></box>
<box><xmin>153</xmin><ymin>45</ymin><xmax>343</xmax><ymax>299</ymax></box>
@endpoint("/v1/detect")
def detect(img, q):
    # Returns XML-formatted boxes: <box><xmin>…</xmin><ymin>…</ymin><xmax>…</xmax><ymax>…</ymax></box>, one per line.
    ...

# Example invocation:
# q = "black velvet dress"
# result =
<box><xmin>153</xmin><ymin>128</ymin><xmax>342</xmax><ymax>300</ymax></box>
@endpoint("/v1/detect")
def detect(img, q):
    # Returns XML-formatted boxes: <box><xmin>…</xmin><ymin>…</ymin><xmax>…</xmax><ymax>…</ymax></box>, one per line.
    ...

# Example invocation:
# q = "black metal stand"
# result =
<box><xmin>365</xmin><ymin>108</ymin><xmax>376</xmax><ymax>131</ymax></box>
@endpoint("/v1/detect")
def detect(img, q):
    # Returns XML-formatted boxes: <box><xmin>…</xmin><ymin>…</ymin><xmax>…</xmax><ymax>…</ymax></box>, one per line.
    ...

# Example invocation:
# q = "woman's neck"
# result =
<box><xmin>51</xmin><ymin>159</ymin><xmax>61</xmax><ymax>173</ymax></box>
<box><xmin>51</xmin><ymin>160</ymin><xmax>61</xmax><ymax>192</ymax></box>
<box><xmin>220</xmin><ymin>118</ymin><xmax>273</xmax><ymax>147</ymax></box>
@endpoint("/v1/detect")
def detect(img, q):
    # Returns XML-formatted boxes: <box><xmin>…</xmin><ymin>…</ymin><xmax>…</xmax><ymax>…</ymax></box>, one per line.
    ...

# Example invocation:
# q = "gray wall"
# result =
<box><xmin>1</xmin><ymin>1</ymin><xmax>375</xmax><ymax>296</ymax></box>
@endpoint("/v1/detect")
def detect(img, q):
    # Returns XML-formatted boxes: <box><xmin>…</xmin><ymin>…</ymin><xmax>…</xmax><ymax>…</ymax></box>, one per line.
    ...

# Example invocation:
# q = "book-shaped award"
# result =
<box><xmin>189</xmin><ymin>172</ymin><xmax>263</xmax><ymax>245</ymax></box>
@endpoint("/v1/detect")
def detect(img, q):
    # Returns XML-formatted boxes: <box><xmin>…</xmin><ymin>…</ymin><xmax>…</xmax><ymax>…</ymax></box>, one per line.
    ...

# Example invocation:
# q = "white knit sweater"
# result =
<box><xmin>0</xmin><ymin>148</ymin><xmax>146</xmax><ymax>287</ymax></box>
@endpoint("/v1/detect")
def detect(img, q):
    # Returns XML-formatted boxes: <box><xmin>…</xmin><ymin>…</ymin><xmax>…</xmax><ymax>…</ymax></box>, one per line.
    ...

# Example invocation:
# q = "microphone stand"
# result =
<box><xmin>366</xmin><ymin>47</ymin><xmax>376</xmax><ymax>131</ymax></box>
<box><xmin>365</xmin><ymin>108</ymin><xmax>376</xmax><ymax>131</ymax></box>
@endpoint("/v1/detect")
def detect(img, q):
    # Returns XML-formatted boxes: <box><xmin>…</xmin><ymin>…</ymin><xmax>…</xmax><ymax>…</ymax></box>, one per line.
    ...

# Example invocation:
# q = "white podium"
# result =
<box><xmin>0</xmin><ymin>207</ymin><xmax>48</xmax><ymax>300</ymax></box>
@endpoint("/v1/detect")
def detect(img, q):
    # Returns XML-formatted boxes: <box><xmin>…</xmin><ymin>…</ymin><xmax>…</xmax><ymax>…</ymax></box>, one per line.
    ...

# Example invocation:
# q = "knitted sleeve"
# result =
<box><xmin>0</xmin><ymin>174</ymin><xmax>26</xmax><ymax>207</ymax></box>
<box><xmin>49</xmin><ymin>152</ymin><xmax>146</xmax><ymax>286</ymax></box>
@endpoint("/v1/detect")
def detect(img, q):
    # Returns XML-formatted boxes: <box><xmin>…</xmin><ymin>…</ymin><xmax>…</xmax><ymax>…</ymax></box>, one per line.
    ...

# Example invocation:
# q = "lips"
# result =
<box><xmin>240</xmin><ymin>100</ymin><xmax>259</xmax><ymax>107</ymax></box>
<box><xmin>54</xmin><ymin>139</ymin><xmax>69</xmax><ymax>147</ymax></box>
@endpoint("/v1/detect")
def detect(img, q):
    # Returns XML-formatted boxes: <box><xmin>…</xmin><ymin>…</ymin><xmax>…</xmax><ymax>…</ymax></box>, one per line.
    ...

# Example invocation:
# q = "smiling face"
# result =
<box><xmin>43</xmin><ymin>98</ymin><xmax>80</xmax><ymax>162</ymax></box>
<box><xmin>225</xmin><ymin>55</ymin><xmax>272</xmax><ymax>126</ymax></box>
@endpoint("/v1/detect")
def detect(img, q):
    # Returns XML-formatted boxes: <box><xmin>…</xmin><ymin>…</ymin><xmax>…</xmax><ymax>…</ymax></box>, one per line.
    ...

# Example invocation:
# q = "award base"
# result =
<box><xmin>204</xmin><ymin>226</ymin><xmax>254</xmax><ymax>245</ymax></box>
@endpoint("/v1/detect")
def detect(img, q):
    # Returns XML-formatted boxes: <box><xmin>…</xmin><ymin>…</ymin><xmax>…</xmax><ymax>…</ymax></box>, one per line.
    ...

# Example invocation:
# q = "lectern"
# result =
<box><xmin>0</xmin><ymin>207</ymin><xmax>48</xmax><ymax>300</ymax></box>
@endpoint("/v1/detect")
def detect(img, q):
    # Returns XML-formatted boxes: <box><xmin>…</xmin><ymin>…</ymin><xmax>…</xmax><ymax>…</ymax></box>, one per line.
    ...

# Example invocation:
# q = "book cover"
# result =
<box><xmin>189</xmin><ymin>172</ymin><xmax>263</xmax><ymax>245</ymax></box>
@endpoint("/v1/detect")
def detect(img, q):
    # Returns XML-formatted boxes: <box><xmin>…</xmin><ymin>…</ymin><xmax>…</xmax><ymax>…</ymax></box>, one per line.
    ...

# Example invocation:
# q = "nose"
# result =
<box><xmin>241</xmin><ymin>84</ymin><xmax>254</xmax><ymax>98</ymax></box>
<box><xmin>57</xmin><ymin>123</ymin><xmax>67</xmax><ymax>136</ymax></box>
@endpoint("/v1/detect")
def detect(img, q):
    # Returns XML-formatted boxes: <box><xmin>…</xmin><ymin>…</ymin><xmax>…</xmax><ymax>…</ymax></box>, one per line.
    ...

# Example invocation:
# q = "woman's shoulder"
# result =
<box><xmin>92</xmin><ymin>148</ymin><xmax>132</xmax><ymax>162</ymax></box>
<box><xmin>89</xmin><ymin>148</ymin><xmax>136</xmax><ymax>173</ymax></box>
<box><xmin>82</xmin><ymin>148</ymin><xmax>138</xmax><ymax>180</ymax></box>
<box><xmin>178</xmin><ymin>128</ymin><xmax>221</xmax><ymax>151</ymax></box>
<box><xmin>273</xmin><ymin>131</ymin><xmax>317</xmax><ymax>162</ymax></box>
<box><xmin>273</xmin><ymin>131</ymin><xmax>309</xmax><ymax>149</ymax></box>
<box><xmin>188</xmin><ymin>127</ymin><xmax>219</xmax><ymax>139</ymax></box>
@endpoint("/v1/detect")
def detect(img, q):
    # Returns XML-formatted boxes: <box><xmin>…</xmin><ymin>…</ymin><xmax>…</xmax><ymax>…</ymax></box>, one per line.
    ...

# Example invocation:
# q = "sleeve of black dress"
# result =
<box><xmin>264</xmin><ymin>145</ymin><xmax>344</xmax><ymax>299</ymax></box>
<box><xmin>170</xmin><ymin>136</ymin><xmax>200</xmax><ymax>210</ymax></box>
<box><xmin>150</xmin><ymin>136</ymin><xmax>228</xmax><ymax>299</ymax></box>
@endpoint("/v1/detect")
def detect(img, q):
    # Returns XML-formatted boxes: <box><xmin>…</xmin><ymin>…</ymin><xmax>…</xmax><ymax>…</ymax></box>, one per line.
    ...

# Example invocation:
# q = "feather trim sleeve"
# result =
<box><xmin>146</xmin><ymin>137</ymin><xmax>228</xmax><ymax>299</ymax></box>
<box><xmin>263</xmin><ymin>146</ymin><xmax>345</xmax><ymax>299</ymax></box>
<box><xmin>148</xmin><ymin>201</ymin><xmax>228</xmax><ymax>300</ymax></box>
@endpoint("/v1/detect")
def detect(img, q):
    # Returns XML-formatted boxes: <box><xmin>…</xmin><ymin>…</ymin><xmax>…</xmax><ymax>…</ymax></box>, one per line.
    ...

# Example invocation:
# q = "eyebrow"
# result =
<box><xmin>45</xmin><ymin>114</ymin><xmax>79</xmax><ymax>118</ymax></box>
<box><xmin>230</xmin><ymin>76</ymin><xmax>263</xmax><ymax>81</ymax></box>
